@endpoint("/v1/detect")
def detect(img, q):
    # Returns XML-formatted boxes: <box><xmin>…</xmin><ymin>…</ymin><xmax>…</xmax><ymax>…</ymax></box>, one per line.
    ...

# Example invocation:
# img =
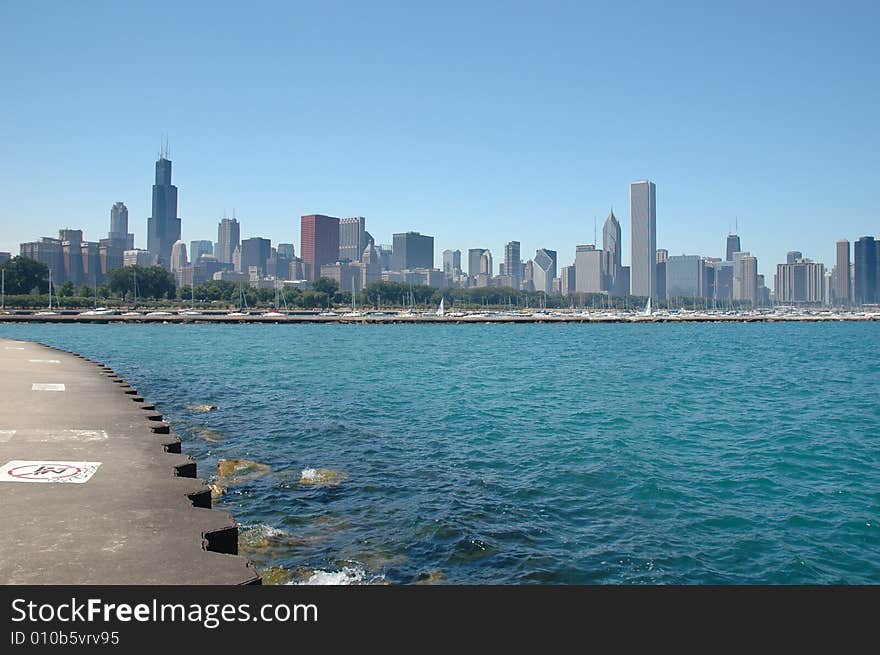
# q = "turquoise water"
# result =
<box><xmin>2</xmin><ymin>322</ymin><xmax>879</xmax><ymax>584</ymax></box>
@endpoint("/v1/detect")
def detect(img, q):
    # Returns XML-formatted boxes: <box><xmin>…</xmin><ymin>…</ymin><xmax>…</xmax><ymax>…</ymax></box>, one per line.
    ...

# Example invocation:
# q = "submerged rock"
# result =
<box><xmin>415</xmin><ymin>570</ymin><xmax>446</xmax><ymax>585</ymax></box>
<box><xmin>217</xmin><ymin>458</ymin><xmax>271</xmax><ymax>485</ymax></box>
<box><xmin>238</xmin><ymin>524</ymin><xmax>303</xmax><ymax>559</ymax></box>
<box><xmin>188</xmin><ymin>403</ymin><xmax>218</xmax><ymax>413</ymax></box>
<box><xmin>192</xmin><ymin>427</ymin><xmax>225</xmax><ymax>443</ymax></box>
<box><xmin>299</xmin><ymin>467</ymin><xmax>348</xmax><ymax>486</ymax></box>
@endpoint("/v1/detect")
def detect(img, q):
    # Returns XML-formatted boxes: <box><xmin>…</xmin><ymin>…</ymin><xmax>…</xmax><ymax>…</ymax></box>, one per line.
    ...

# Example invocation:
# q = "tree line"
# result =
<box><xmin>4</xmin><ymin>256</ymin><xmax>751</xmax><ymax>311</ymax></box>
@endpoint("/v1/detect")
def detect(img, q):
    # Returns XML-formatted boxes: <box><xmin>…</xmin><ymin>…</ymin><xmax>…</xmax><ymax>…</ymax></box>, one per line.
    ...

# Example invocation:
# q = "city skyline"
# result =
<box><xmin>8</xmin><ymin>148</ymin><xmax>879</xmax><ymax>307</ymax></box>
<box><xmin>4</xmin><ymin>145</ymin><xmax>871</xmax><ymax>287</ymax></box>
<box><xmin>2</xmin><ymin>3</ymin><xmax>879</xmax><ymax>279</ymax></box>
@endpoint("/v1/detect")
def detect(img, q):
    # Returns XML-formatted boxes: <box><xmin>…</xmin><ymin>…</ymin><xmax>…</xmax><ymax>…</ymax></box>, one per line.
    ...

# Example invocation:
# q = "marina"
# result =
<box><xmin>1</xmin><ymin>307</ymin><xmax>878</xmax><ymax>324</ymax></box>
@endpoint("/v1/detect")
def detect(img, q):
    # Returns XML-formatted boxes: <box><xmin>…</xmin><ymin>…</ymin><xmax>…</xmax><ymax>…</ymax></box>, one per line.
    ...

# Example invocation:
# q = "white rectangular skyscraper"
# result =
<box><xmin>630</xmin><ymin>180</ymin><xmax>657</xmax><ymax>298</ymax></box>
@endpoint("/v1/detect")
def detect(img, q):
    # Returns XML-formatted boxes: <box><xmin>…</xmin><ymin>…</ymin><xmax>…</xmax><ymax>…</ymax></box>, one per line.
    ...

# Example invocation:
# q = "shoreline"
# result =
<box><xmin>0</xmin><ymin>312</ymin><xmax>878</xmax><ymax>324</ymax></box>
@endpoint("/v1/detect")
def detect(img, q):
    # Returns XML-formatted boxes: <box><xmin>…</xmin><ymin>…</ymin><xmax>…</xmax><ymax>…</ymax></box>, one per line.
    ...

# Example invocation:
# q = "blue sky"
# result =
<box><xmin>1</xmin><ymin>1</ymin><xmax>878</xmax><ymax>279</ymax></box>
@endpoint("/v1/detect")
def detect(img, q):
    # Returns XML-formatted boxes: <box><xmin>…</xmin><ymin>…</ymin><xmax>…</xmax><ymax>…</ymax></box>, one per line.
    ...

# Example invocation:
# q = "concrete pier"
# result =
<box><xmin>0</xmin><ymin>338</ymin><xmax>260</xmax><ymax>584</ymax></box>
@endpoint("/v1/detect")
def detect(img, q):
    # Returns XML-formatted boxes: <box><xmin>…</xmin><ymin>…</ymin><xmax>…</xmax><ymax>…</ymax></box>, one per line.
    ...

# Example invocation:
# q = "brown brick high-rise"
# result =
<box><xmin>300</xmin><ymin>214</ymin><xmax>340</xmax><ymax>282</ymax></box>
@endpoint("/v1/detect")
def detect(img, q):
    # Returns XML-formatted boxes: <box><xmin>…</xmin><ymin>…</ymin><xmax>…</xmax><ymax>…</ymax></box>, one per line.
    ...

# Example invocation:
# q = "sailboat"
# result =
<box><xmin>36</xmin><ymin>268</ymin><xmax>59</xmax><ymax>315</ymax></box>
<box><xmin>436</xmin><ymin>296</ymin><xmax>445</xmax><ymax>316</ymax></box>
<box><xmin>228</xmin><ymin>279</ymin><xmax>250</xmax><ymax>316</ymax></box>
<box><xmin>398</xmin><ymin>284</ymin><xmax>417</xmax><ymax>317</ymax></box>
<box><xmin>180</xmin><ymin>279</ymin><xmax>202</xmax><ymax>316</ymax></box>
<box><xmin>642</xmin><ymin>296</ymin><xmax>653</xmax><ymax>317</ymax></box>
<box><xmin>262</xmin><ymin>282</ymin><xmax>286</xmax><ymax>317</ymax></box>
<box><xmin>343</xmin><ymin>278</ymin><xmax>363</xmax><ymax>317</ymax></box>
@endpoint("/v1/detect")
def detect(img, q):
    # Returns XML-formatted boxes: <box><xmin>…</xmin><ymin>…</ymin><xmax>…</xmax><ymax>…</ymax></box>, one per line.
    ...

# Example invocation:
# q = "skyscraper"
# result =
<box><xmin>533</xmin><ymin>248</ymin><xmax>557</xmax><ymax>294</ymax></box>
<box><xmin>733</xmin><ymin>251</ymin><xmax>758</xmax><ymax>304</ymax></box>
<box><xmin>575</xmin><ymin>244</ymin><xmax>605</xmax><ymax>293</ymax></box>
<box><xmin>602</xmin><ymin>210</ymin><xmax>621</xmax><ymax>293</ymax></box>
<box><xmin>560</xmin><ymin>265</ymin><xmax>576</xmax><ymax>296</ymax></box>
<box><xmin>277</xmin><ymin>243</ymin><xmax>295</xmax><ymax>260</ymax></box>
<box><xmin>338</xmin><ymin>217</ymin><xmax>367</xmax><ymax>262</ymax></box>
<box><xmin>775</xmin><ymin>259</ymin><xmax>825</xmax><ymax>304</ymax></box>
<box><xmin>240</xmin><ymin>237</ymin><xmax>272</xmax><ymax>277</ymax></box>
<box><xmin>786</xmin><ymin>251</ymin><xmax>803</xmax><ymax>265</ymax></box>
<box><xmin>656</xmin><ymin>248</ymin><xmax>668</xmax><ymax>300</ymax></box>
<box><xmin>146</xmin><ymin>149</ymin><xmax>181</xmax><ymax>268</ymax></box>
<box><xmin>468</xmin><ymin>248</ymin><xmax>488</xmax><ymax>278</ymax></box>
<box><xmin>190</xmin><ymin>240</ymin><xmax>213</xmax><ymax>262</ymax></box>
<box><xmin>854</xmin><ymin>236</ymin><xmax>877</xmax><ymax>304</ymax></box>
<box><xmin>725</xmin><ymin>234</ymin><xmax>741</xmax><ymax>262</ymax></box>
<box><xmin>20</xmin><ymin>237</ymin><xmax>63</xmax><ymax>279</ymax></box>
<box><xmin>504</xmin><ymin>241</ymin><xmax>521</xmax><ymax>288</ymax></box>
<box><xmin>630</xmin><ymin>180</ymin><xmax>657</xmax><ymax>298</ymax></box>
<box><xmin>216</xmin><ymin>217</ymin><xmax>240</xmax><ymax>265</ymax></box>
<box><xmin>59</xmin><ymin>229</ymin><xmax>84</xmax><ymax>285</ymax></box>
<box><xmin>391</xmin><ymin>232</ymin><xmax>434</xmax><ymax>270</ymax></box>
<box><xmin>170</xmin><ymin>240</ymin><xmax>188</xmax><ymax>273</ymax></box>
<box><xmin>109</xmin><ymin>202</ymin><xmax>134</xmax><ymax>250</ymax></box>
<box><xmin>834</xmin><ymin>239</ymin><xmax>851</xmax><ymax>303</ymax></box>
<box><xmin>301</xmin><ymin>215</ymin><xmax>340</xmax><ymax>282</ymax></box>
<box><xmin>665</xmin><ymin>255</ymin><xmax>704</xmax><ymax>299</ymax></box>
<box><xmin>480</xmin><ymin>250</ymin><xmax>493</xmax><ymax>276</ymax></box>
<box><xmin>442</xmin><ymin>249</ymin><xmax>461</xmax><ymax>277</ymax></box>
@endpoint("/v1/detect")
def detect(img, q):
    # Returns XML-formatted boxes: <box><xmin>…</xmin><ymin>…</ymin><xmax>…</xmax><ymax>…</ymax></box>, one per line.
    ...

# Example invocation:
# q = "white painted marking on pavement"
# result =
<box><xmin>65</xmin><ymin>429</ymin><xmax>109</xmax><ymax>442</ymax></box>
<box><xmin>31</xmin><ymin>383</ymin><xmax>66</xmax><ymax>391</ymax></box>
<box><xmin>4</xmin><ymin>346</ymin><xmax>25</xmax><ymax>350</ymax></box>
<box><xmin>0</xmin><ymin>429</ymin><xmax>108</xmax><ymax>443</ymax></box>
<box><xmin>0</xmin><ymin>460</ymin><xmax>102</xmax><ymax>484</ymax></box>
<box><xmin>28</xmin><ymin>359</ymin><xmax>61</xmax><ymax>364</ymax></box>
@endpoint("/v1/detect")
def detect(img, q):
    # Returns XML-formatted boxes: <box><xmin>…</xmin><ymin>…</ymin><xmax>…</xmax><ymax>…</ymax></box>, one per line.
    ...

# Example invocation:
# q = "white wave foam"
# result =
<box><xmin>239</xmin><ymin>523</ymin><xmax>286</xmax><ymax>538</ymax></box>
<box><xmin>291</xmin><ymin>566</ymin><xmax>384</xmax><ymax>586</ymax></box>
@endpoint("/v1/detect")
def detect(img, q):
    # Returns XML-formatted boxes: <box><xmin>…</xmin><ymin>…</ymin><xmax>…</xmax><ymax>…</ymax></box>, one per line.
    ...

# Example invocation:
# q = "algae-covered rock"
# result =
<box><xmin>208</xmin><ymin>483</ymin><xmax>225</xmax><ymax>501</ymax></box>
<box><xmin>217</xmin><ymin>458</ymin><xmax>271</xmax><ymax>485</ymax></box>
<box><xmin>188</xmin><ymin>403</ymin><xmax>218</xmax><ymax>412</ymax></box>
<box><xmin>260</xmin><ymin>565</ymin><xmax>294</xmax><ymax>586</ymax></box>
<box><xmin>299</xmin><ymin>467</ymin><xmax>348</xmax><ymax>486</ymax></box>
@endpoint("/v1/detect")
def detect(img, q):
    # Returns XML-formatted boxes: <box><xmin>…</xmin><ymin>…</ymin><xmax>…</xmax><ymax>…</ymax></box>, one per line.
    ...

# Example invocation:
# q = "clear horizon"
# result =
<box><xmin>1</xmin><ymin>1</ymin><xmax>878</xmax><ymax>280</ymax></box>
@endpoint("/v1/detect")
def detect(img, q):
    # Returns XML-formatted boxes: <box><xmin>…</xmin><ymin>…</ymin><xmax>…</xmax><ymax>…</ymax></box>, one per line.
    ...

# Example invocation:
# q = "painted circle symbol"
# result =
<box><xmin>7</xmin><ymin>464</ymin><xmax>82</xmax><ymax>480</ymax></box>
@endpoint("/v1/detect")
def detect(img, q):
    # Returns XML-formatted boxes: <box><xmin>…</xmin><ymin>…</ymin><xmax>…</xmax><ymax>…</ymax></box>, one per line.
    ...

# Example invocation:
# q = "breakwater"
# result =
<box><xmin>0</xmin><ymin>338</ymin><xmax>260</xmax><ymax>584</ymax></box>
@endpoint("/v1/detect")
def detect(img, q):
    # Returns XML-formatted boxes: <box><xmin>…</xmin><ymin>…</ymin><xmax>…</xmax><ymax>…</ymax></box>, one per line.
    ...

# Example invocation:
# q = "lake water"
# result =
<box><xmin>2</xmin><ymin>322</ymin><xmax>878</xmax><ymax>584</ymax></box>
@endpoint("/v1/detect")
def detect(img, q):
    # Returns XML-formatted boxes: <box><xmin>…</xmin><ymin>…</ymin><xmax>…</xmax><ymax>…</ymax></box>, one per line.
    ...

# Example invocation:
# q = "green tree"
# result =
<box><xmin>313</xmin><ymin>277</ymin><xmax>339</xmax><ymax>296</ymax></box>
<box><xmin>0</xmin><ymin>256</ymin><xmax>49</xmax><ymax>294</ymax></box>
<box><xmin>58</xmin><ymin>281</ymin><xmax>75</xmax><ymax>297</ymax></box>
<box><xmin>106</xmin><ymin>265</ymin><xmax>175</xmax><ymax>301</ymax></box>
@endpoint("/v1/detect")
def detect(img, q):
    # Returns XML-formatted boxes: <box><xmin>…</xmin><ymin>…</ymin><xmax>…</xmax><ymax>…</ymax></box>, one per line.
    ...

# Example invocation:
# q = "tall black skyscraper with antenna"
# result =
<box><xmin>146</xmin><ymin>141</ymin><xmax>181</xmax><ymax>268</ymax></box>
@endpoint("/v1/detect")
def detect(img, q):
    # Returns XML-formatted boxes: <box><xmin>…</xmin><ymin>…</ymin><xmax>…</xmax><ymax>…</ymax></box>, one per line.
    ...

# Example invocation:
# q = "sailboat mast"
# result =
<box><xmin>48</xmin><ymin>268</ymin><xmax>52</xmax><ymax>310</ymax></box>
